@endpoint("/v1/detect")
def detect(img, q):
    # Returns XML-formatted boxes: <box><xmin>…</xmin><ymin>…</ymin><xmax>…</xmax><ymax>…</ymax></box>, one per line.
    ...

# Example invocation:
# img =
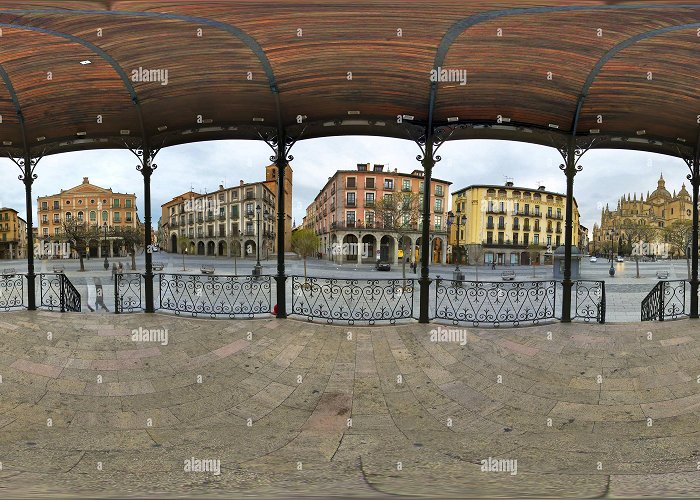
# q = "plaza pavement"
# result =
<box><xmin>0</xmin><ymin>311</ymin><xmax>699</xmax><ymax>498</ymax></box>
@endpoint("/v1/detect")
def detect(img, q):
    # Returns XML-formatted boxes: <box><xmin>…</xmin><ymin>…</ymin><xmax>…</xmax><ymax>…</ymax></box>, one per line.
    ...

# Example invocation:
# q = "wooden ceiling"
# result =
<box><xmin>0</xmin><ymin>1</ymin><xmax>699</xmax><ymax>158</ymax></box>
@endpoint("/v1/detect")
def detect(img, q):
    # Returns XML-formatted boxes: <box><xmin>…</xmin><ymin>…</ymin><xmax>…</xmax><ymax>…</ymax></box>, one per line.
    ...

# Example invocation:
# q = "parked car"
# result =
<box><xmin>616</xmin><ymin>255</ymin><xmax>624</xmax><ymax>262</ymax></box>
<box><xmin>375</xmin><ymin>261</ymin><xmax>391</xmax><ymax>271</ymax></box>
<box><xmin>589</xmin><ymin>256</ymin><xmax>597</xmax><ymax>263</ymax></box>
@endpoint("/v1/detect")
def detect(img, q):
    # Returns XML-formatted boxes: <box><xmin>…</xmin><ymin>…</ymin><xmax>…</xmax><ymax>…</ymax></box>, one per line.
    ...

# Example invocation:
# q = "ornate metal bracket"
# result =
<box><xmin>257</xmin><ymin>125</ymin><xmax>306</xmax><ymax>163</ymax></box>
<box><xmin>6</xmin><ymin>147</ymin><xmax>50</xmax><ymax>183</ymax></box>
<box><xmin>557</xmin><ymin>137</ymin><xmax>601</xmax><ymax>177</ymax></box>
<box><xmin>124</xmin><ymin>139</ymin><xmax>160</xmax><ymax>174</ymax></box>
<box><xmin>407</xmin><ymin>124</ymin><xmax>456</xmax><ymax>164</ymax></box>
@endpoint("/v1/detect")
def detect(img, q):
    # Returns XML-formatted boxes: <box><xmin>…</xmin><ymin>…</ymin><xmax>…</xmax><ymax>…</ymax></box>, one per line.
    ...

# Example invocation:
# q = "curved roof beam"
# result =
<box><xmin>572</xmin><ymin>21</ymin><xmax>700</xmax><ymax>138</ymax></box>
<box><xmin>430</xmin><ymin>4</ymin><xmax>700</xmax><ymax>133</ymax></box>
<box><xmin>0</xmin><ymin>21</ymin><xmax>143</xmax><ymax>142</ymax></box>
<box><xmin>0</xmin><ymin>60</ymin><xmax>30</xmax><ymax>156</ymax></box>
<box><xmin>0</xmin><ymin>8</ymin><xmax>280</xmax><ymax>102</ymax></box>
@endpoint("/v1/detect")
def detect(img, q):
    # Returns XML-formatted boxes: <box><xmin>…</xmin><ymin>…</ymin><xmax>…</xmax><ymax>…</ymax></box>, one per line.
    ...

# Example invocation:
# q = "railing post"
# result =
<box><xmin>114</xmin><ymin>274</ymin><xmax>120</xmax><ymax>314</ymax></box>
<box><xmin>599</xmin><ymin>281</ymin><xmax>606</xmax><ymax>324</ymax></box>
<box><xmin>59</xmin><ymin>275</ymin><xmax>65</xmax><ymax>313</ymax></box>
<box><xmin>659</xmin><ymin>281</ymin><xmax>665</xmax><ymax>322</ymax></box>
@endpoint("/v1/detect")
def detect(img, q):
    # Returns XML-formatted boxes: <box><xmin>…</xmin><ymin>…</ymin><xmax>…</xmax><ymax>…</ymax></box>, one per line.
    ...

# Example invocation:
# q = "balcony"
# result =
<box><xmin>401</xmin><ymin>185</ymin><xmax>412</xmax><ymax>192</ymax></box>
<box><xmin>512</xmin><ymin>224</ymin><xmax>520</xmax><ymax>230</ymax></box>
<box><xmin>197</xmin><ymin>216</ymin><xmax>204</xmax><ymax>223</ymax></box>
<box><xmin>498</xmin><ymin>224</ymin><xmax>506</xmax><ymax>230</ymax></box>
<box><xmin>486</xmin><ymin>208</ymin><xmax>507</xmax><ymax>215</ymax></box>
<box><xmin>481</xmin><ymin>239</ymin><xmax>527</xmax><ymax>249</ymax></box>
<box><xmin>486</xmin><ymin>223</ymin><xmax>495</xmax><ymax>229</ymax></box>
<box><xmin>218</xmin><ymin>214</ymin><xmax>226</xmax><ymax>221</ymax></box>
<box><xmin>556</xmin><ymin>229</ymin><xmax>562</xmax><ymax>234</ymax></box>
<box><xmin>546</xmin><ymin>228</ymin><xmax>553</xmax><ymax>233</ymax></box>
<box><xmin>546</xmin><ymin>213</ymin><xmax>564</xmax><ymax>220</ymax></box>
<box><xmin>244</xmin><ymin>229</ymin><xmax>255</xmax><ymax>236</ymax></box>
<box><xmin>206</xmin><ymin>215</ymin><xmax>215</xmax><ymax>222</ymax></box>
<box><xmin>364</xmin><ymin>201</ymin><xmax>375</xmax><ymax>208</ymax></box>
<box><xmin>245</xmin><ymin>193</ymin><xmax>254</xmax><ymax>200</ymax></box>
<box><xmin>345</xmin><ymin>201</ymin><xmax>357</xmax><ymax>208</ymax></box>
<box><xmin>523</xmin><ymin>225</ymin><xmax>531</xmax><ymax>231</ymax></box>
<box><xmin>434</xmin><ymin>208</ymin><xmax>444</xmax><ymax>214</ymax></box>
<box><xmin>383</xmin><ymin>184</ymin><xmax>395</xmax><ymax>191</ymax></box>
<box><xmin>40</xmin><ymin>207</ymin><xmax>48</xmax><ymax>211</ymax></box>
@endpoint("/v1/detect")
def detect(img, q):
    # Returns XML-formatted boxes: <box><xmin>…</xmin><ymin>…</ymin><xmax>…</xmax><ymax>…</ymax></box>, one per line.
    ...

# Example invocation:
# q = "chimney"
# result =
<box><xmin>505</xmin><ymin>181</ymin><xmax>514</xmax><ymax>187</ymax></box>
<box><xmin>239</xmin><ymin>180</ymin><xmax>244</xmax><ymax>186</ymax></box>
<box><xmin>82</xmin><ymin>177</ymin><xmax>89</xmax><ymax>184</ymax></box>
<box><xmin>219</xmin><ymin>184</ymin><xmax>224</xmax><ymax>191</ymax></box>
<box><xmin>538</xmin><ymin>185</ymin><xmax>546</xmax><ymax>191</ymax></box>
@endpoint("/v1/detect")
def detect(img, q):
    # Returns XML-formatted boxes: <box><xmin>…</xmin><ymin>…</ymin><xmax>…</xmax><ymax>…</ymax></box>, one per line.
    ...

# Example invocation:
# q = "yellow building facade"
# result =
<box><xmin>449</xmin><ymin>182</ymin><xmax>580</xmax><ymax>265</ymax></box>
<box><xmin>0</xmin><ymin>208</ymin><xmax>27</xmax><ymax>259</ymax></box>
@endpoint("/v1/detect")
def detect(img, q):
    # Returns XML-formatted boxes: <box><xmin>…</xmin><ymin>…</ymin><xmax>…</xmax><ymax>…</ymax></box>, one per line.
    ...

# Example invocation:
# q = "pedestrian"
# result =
<box><xmin>118</xmin><ymin>262</ymin><xmax>123</xmax><ymax>275</ymax></box>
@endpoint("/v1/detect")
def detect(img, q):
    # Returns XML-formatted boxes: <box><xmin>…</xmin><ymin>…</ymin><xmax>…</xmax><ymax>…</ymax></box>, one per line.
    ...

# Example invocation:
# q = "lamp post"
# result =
<box><xmin>102</xmin><ymin>222</ymin><xmax>109</xmax><ymax>270</ymax></box>
<box><xmin>248</xmin><ymin>204</ymin><xmax>271</xmax><ymax>276</ymax></box>
<box><xmin>447</xmin><ymin>207</ymin><xmax>467</xmax><ymax>271</ymax></box>
<box><xmin>606</xmin><ymin>222</ymin><xmax>616</xmax><ymax>276</ymax></box>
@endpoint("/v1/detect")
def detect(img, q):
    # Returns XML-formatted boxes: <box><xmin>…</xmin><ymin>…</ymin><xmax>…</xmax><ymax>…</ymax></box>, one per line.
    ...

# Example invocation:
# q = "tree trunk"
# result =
<box><xmin>304</xmin><ymin>257</ymin><xmax>307</xmax><ymax>280</ymax></box>
<box><xmin>635</xmin><ymin>255</ymin><xmax>640</xmax><ymax>278</ymax></box>
<box><xmin>79</xmin><ymin>255</ymin><xmax>85</xmax><ymax>271</ymax></box>
<box><xmin>234</xmin><ymin>255</ymin><xmax>237</xmax><ymax>275</ymax></box>
<box><xmin>131</xmin><ymin>250</ymin><xmax>136</xmax><ymax>271</ymax></box>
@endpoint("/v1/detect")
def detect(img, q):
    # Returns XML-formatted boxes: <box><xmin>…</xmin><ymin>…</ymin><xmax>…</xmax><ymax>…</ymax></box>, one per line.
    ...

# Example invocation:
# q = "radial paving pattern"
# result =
<box><xmin>0</xmin><ymin>311</ymin><xmax>699</xmax><ymax>498</ymax></box>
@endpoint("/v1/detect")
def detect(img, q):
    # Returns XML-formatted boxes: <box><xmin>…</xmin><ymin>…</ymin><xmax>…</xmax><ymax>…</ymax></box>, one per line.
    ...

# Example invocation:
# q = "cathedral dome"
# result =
<box><xmin>649</xmin><ymin>173</ymin><xmax>671</xmax><ymax>200</ymax></box>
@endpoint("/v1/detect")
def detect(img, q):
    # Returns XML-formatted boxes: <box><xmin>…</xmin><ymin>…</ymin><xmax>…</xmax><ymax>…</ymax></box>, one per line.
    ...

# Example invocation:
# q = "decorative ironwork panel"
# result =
<box><xmin>290</xmin><ymin>276</ymin><xmax>414</xmax><ymax>325</ymax></box>
<box><xmin>159</xmin><ymin>273</ymin><xmax>272</xmax><ymax>318</ymax></box>
<box><xmin>434</xmin><ymin>279</ymin><xmax>556</xmax><ymax>327</ymax></box>
<box><xmin>38</xmin><ymin>273</ymin><xmax>81</xmax><ymax>312</ymax></box>
<box><xmin>39</xmin><ymin>273</ymin><xmax>62</xmax><ymax>311</ymax></box>
<box><xmin>641</xmin><ymin>280</ymin><xmax>687</xmax><ymax>321</ymax></box>
<box><xmin>115</xmin><ymin>273</ymin><xmax>143</xmax><ymax>313</ymax></box>
<box><xmin>572</xmin><ymin>280</ymin><xmax>605</xmax><ymax>323</ymax></box>
<box><xmin>0</xmin><ymin>274</ymin><xmax>25</xmax><ymax>310</ymax></box>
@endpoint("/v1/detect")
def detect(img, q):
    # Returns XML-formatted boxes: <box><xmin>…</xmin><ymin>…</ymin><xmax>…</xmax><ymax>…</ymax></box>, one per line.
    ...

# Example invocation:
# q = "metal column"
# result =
<box><xmin>139</xmin><ymin>141</ymin><xmax>155</xmax><ymax>313</ymax></box>
<box><xmin>275</xmin><ymin>130</ymin><xmax>287</xmax><ymax>318</ymax></box>
<box><xmin>690</xmin><ymin>148</ymin><xmax>699</xmax><ymax>318</ymax></box>
<box><xmin>560</xmin><ymin>137</ymin><xmax>577</xmax><ymax>323</ymax></box>
<box><xmin>419</xmin><ymin>135</ymin><xmax>434</xmax><ymax>323</ymax></box>
<box><xmin>22</xmin><ymin>149</ymin><xmax>36</xmax><ymax>310</ymax></box>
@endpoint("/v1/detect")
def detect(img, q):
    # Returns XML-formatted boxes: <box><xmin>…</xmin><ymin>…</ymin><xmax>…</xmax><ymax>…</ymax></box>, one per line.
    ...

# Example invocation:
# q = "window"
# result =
<box><xmin>126</xmin><ymin>199</ymin><xmax>132</xmax><ymax>208</ymax></box>
<box><xmin>384</xmin><ymin>179</ymin><xmax>394</xmax><ymax>190</ymax></box>
<box><xmin>231</xmin><ymin>205</ymin><xmax>239</xmax><ymax>218</ymax></box>
<box><xmin>402</xmin><ymin>179</ymin><xmax>411</xmax><ymax>191</ymax></box>
<box><xmin>557</xmin><ymin>208</ymin><xmax>561</xmax><ymax>218</ymax></box>
<box><xmin>53</xmin><ymin>214</ymin><xmax>60</xmax><ymax>223</ymax></box>
<box><xmin>102</xmin><ymin>210</ymin><xmax>108</xmax><ymax>222</ymax></box>
<box><xmin>54</xmin><ymin>227</ymin><xmax>60</xmax><ymax>236</ymax></box>
<box><xmin>534</xmin><ymin>220</ymin><xmax>540</xmax><ymax>231</ymax></box>
<box><xmin>498</xmin><ymin>232</ymin><xmax>504</xmax><ymax>244</ymax></box>
<box><xmin>487</xmin><ymin>216</ymin><xmax>494</xmax><ymax>229</ymax></box>
<box><xmin>523</xmin><ymin>233</ymin><xmax>529</xmax><ymax>245</ymax></box>
<box><xmin>434</xmin><ymin>215</ymin><xmax>442</xmax><ymax>230</ymax></box>
<box><xmin>77</xmin><ymin>211</ymin><xmax>84</xmax><ymax>221</ymax></box>
<box><xmin>524</xmin><ymin>203</ymin><xmax>530</xmax><ymax>215</ymax></box>
<box><xmin>547</xmin><ymin>235</ymin><xmax>552</xmax><ymax>246</ymax></box>
<box><xmin>41</xmin><ymin>201</ymin><xmax>47</xmax><ymax>210</ymax></box>
<box><xmin>42</xmin><ymin>215</ymin><xmax>48</xmax><ymax>223</ymax></box>
<box><xmin>126</xmin><ymin>212</ymin><xmax>132</xmax><ymax>222</ymax></box>
<box><xmin>513</xmin><ymin>217</ymin><xmax>519</xmax><ymax>230</ymax></box>
<box><xmin>534</xmin><ymin>234</ymin><xmax>539</xmax><ymax>244</ymax></box>
<box><xmin>534</xmin><ymin>205</ymin><xmax>540</xmax><ymax>216</ymax></box>
<box><xmin>547</xmin><ymin>207</ymin><xmax>552</xmax><ymax>217</ymax></box>
<box><xmin>89</xmin><ymin>211</ymin><xmax>96</xmax><ymax>222</ymax></box>
<box><xmin>113</xmin><ymin>212</ymin><xmax>120</xmax><ymax>222</ymax></box>
<box><xmin>347</xmin><ymin>177</ymin><xmax>356</xmax><ymax>188</ymax></box>
<box><xmin>486</xmin><ymin>231</ymin><xmax>493</xmax><ymax>244</ymax></box>
<box><xmin>66</xmin><ymin>200</ymin><xmax>70</xmax><ymax>205</ymax></box>
<box><xmin>419</xmin><ymin>181</ymin><xmax>424</xmax><ymax>193</ymax></box>
<box><xmin>53</xmin><ymin>200</ymin><xmax>59</xmax><ymax>209</ymax></box>
<box><xmin>346</xmin><ymin>192</ymin><xmax>356</xmax><ymax>206</ymax></box>
<box><xmin>113</xmin><ymin>199</ymin><xmax>120</xmax><ymax>208</ymax></box>
<box><xmin>513</xmin><ymin>233</ymin><xmax>519</xmax><ymax>245</ymax></box>
<box><xmin>435</xmin><ymin>185</ymin><xmax>443</xmax><ymax>196</ymax></box>
<box><xmin>365</xmin><ymin>177</ymin><xmax>375</xmax><ymax>189</ymax></box>
<box><xmin>245</xmin><ymin>203</ymin><xmax>254</xmax><ymax>216</ymax></box>
<box><xmin>43</xmin><ymin>228</ymin><xmax>48</xmax><ymax>236</ymax></box>
<box><xmin>66</xmin><ymin>212</ymin><xmax>72</xmax><ymax>221</ymax></box>
<box><xmin>365</xmin><ymin>192</ymin><xmax>375</xmax><ymax>206</ymax></box>
<box><xmin>346</xmin><ymin>211</ymin><xmax>356</xmax><ymax>226</ymax></box>
<box><xmin>435</xmin><ymin>199</ymin><xmax>443</xmax><ymax>212</ymax></box>
<box><xmin>365</xmin><ymin>211</ymin><xmax>375</xmax><ymax>227</ymax></box>
<box><xmin>498</xmin><ymin>216</ymin><xmax>505</xmax><ymax>229</ymax></box>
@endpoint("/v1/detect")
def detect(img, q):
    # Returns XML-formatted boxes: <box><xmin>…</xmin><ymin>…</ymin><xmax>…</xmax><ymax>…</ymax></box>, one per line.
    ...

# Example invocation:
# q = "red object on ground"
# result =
<box><xmin>273</xmin><ymin>304</ymin><xmax>278</xmax><ymax>315</ymax></box>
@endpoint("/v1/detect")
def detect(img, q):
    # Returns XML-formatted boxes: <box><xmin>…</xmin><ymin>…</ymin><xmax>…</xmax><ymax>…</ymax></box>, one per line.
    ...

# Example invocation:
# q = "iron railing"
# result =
<box><xmin>434</xmin><ymin>278</ymin><xmax>556</xmax><ymax>327</ymax></box>
<box><xmin>641</xmin><ymin>280</ymin><xmax>687</xmax><ymax>321</ymax></box>
<box><xmin>572</xmin><ymin>280</ymin><xmax>606</xmax><ymax>323</ymax></box>
<box><xmin>115</xmin><ymin>272</ymin><xmax>143</xmax><ymax>313</ymax></box>
<box><xmin>0</xmin><ymin>273</ymin><xmax>25</xmax><ymax>310</ymax></box>
<box><xmin>39</xmin><ymin>273</ymin><xmax>81</xmax><ymax>312</ymax></box>
<box><xmin>159</xmin><ymin>273</ymin><xmax>272</xmax><ymax>318</ymax></box>
<box><xmin>290</xmin><ymin>276</ymin><xmax>414</xmax><ymax>325</ymax></box>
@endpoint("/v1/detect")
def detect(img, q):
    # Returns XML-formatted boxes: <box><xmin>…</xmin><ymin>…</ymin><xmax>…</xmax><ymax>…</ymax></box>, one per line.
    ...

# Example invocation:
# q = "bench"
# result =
<box><xmin>2</xmin><ymin>267</ymin><xmax>16</xmax><ymax>277</ymax></box>
<box><xmin>200</xmin><ymin>265</ymin><xmax>215</xmax><ymax>275</ymax></box>
<box><xmin>501</xmin><ymin>270</ymin><xmax>516</xmax><ymax>281</ymax></box>
<box><xmin>52</xmin><ymin>265</ymin><xmax>65</xmax><ymax>273</ymax></box>
<box><xmin>656</xmin><ymin>270</ymin><xmax>669</xmax><ymax>279</ymax></box>
<box><xmin>152</xmin><ymin>262</ymin><xmax>164</xmax><ymax>271</ymax></box>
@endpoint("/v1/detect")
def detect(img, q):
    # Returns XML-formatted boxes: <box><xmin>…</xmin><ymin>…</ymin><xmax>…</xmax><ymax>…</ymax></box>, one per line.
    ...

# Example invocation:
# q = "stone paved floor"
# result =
<box><xmin>0</xmin><ymin>311</ymin><xmax>699</xmax><ymax>498</ymax></box>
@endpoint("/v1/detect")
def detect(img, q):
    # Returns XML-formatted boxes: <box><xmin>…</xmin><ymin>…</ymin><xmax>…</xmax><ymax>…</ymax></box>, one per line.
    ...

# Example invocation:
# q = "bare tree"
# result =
<box><xmin>112</xmin><ymin>225</ymin><xmax>144</xmax><ymax>271</ymax></box>
<box><xmin>664</xmin><ymin>220</ymin><xmax>693</xmax><ymax>278</ymax></box>
<box><xmin>60</xmin><ymin>219</ymin><xmax>91</xmax><ymax>271</ymax></box>
<box><xmin>177</xmin><ymin>234</ymin><xmax>190</xmax><ymax>271</ymax></box>
<box><xmin>466</xmin><ymin>243</ymin><xmax>485</xmax><ymax>281</ymax></box>
<box><xmin>527</xmin><ymin>244</ymin><xmax>544</xmax><ymax>278</ymax></box>
<box><xmin>621</xmin><ymin>221</ymin><xmax>659</xmax><ymax>278</ymax></box>
<box><xmin>228</xmin><ymin>229</ymin><xmax>242</xmax><ymax>275</ymax></box>
<box><xmin>375</xmin><ymin>192</ymin><xmax>420</xmax><ymax>280</ymax></box>
<box><xmin>291</xmin><ymin>228</ymin><xmax>320</xmax><ymax>281</ymax></box>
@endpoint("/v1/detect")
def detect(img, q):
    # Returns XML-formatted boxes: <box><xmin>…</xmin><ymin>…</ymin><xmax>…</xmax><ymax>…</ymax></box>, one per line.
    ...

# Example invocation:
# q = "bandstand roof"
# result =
<box><xmin>1</xmin><ymin>1</ymin><xmax>700</xmax><ymax>159</ymax></box>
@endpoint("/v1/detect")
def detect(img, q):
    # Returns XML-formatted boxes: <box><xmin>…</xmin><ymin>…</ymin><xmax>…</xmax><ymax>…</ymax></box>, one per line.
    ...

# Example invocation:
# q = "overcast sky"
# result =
<box><xmin>0</xmin><ymin>137</ymin><xmax>689</xmax><ymax>235</ymax></box>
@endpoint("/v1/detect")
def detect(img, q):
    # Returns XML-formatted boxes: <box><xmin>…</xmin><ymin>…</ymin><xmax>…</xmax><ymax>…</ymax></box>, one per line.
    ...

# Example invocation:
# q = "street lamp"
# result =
<box><xmin>606</xmin><ymin>222</ymin><xmax>616</xmax><ymax>276</ymax></box>
<box><xmin>247</xmin><ymin>204</ymin><xmax>271</xmax><ymax>276</ymax></box>
<box><xmin>102</xmin><ymin>222</ymin><xmax>109</xmax><ymax>270</ymax></box>
<box><xmin>447</xmin><ymin>207</ymin><xmax>467</xmax><ymax>271</ymax></box>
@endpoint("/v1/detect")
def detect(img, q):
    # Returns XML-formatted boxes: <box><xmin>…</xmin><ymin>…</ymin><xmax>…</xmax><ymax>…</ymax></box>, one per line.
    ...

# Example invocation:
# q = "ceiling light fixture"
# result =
<box><xmin>79</xmin><ymin>60</ymin><xmax>91</xmax><ymax>65</ymax></box>
<box><xmin>157</xmin><ymin>125</ymin><xmax>167</xmax><ymax>132</ymax></box>
<box><xmin>447</xmin><ymin>116</ymin><xmax>459</xmax><ymax>123</ymax></box>
<box><xmin>120</xmin><ymin>129</ymin><xmax>130</xmax><ymax>135</ymax></box>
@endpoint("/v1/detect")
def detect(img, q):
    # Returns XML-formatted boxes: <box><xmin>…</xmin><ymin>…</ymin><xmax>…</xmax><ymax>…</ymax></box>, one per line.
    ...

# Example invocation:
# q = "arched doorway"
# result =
<box><xmin>361</xmin><ymin>234</ymin><xmax>376</xmax><ymax>263</ymax></box>
<box><xmin>244</xmin><ymin>240</ymin><xmax>256</xmax><ymax>258</ymax></box>
<box><xmin>379</xmin><ymin>235</ymin><xmax>395</xmax><ymax>263</ymax></box>
<box><xmin>207</xmin><ymin>241</ymin><xmax>215</xmax><ymax>256</ymax></box>
<box><xmin>343</xmin><ymin>234</ymin><xmax>358</xmax><ymax>262</ymax></box>
<box><xmin>398</xmin><ymin>235</ymin><xmax>412</xmax><ymax>265</ymax></box>
<box><xmin>218</xmin><ymin>240</ymin><xmax>227</xmax><ymax>256</ymax></box>
<box><xmin>171</xmin><ymin>233</ymin><xmax>177</xmax><ymax>253</ymax></box>
<box><xmin>432</xmin><ymin>237</ymin><xmax>443</xmax><ymax>264</ymax></box>
<box><xmin>188</xmin><ymin>241</ymin><xmax>195</xmax><ymax>255</ymax></box>
<box><xmin>197</xmin><ymin>241</ymin><xmax>205</xmax><ymax>255</ymax></box>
